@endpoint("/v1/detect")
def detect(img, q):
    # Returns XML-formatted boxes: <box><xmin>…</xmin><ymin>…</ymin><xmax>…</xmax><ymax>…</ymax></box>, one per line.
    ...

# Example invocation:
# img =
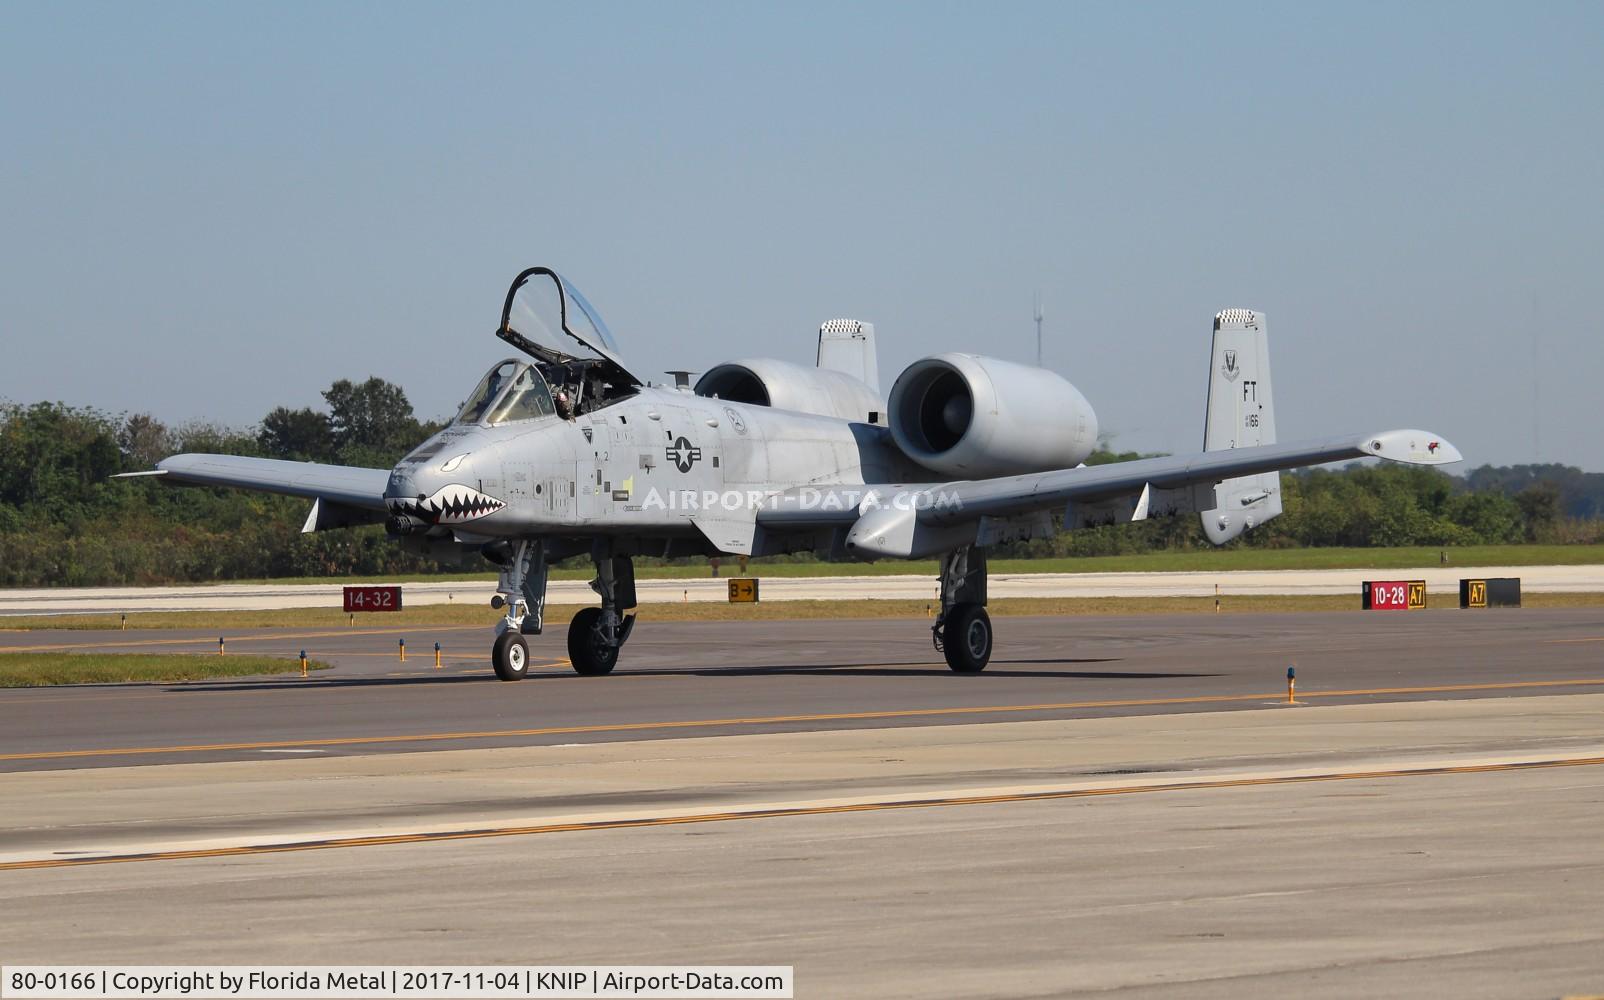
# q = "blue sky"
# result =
<box><xmin>2</xmin><ymin>2</ymin><xmax>1600</xmax><ymax>468</ymax></box>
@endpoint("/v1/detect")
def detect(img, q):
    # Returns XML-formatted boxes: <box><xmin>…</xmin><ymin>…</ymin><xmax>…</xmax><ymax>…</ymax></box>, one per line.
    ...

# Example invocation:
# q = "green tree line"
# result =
<box><xmin>1001</xmin><ymin>452</ymin><xmax>1600</xmax><ymax>560</ymax></box>
<box><xmin>1</xmin><ymin>390</ymin><xmax>1600</xmax><ymax>586</ymax></box>
<box><xmin>0</xmin><ymin>380</ymin><xmax>451</xmax><ymax>586</ymax></box>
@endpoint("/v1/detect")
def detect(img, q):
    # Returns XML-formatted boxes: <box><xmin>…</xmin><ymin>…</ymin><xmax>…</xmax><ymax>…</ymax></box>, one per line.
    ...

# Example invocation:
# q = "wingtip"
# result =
<box><xmin>1361</xmin><ymin>429</ymin><xmax>1462</xmax><ymax>466</ymax></box>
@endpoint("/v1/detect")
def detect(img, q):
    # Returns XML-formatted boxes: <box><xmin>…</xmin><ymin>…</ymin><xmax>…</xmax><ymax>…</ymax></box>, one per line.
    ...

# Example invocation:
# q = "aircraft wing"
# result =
<box><xmin>117</xmin><ymin>454</ymin><xmax>392</xmax><ymax>529</ymax></box>
<box><xmin>757</xmin><ymin>428</ymin><xmax>1461</xmax><ymax>558</ymax></box>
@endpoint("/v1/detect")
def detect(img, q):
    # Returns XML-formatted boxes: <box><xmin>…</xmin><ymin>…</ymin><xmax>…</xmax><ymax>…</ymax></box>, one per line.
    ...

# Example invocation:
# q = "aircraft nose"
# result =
<box><xmin>384</xmin><ymin>466</ymin><xmax>437</xmax><ymax>534</ymax></box>
<box><xmin>384</xmin><ymin>462</ymin><xmax>439</xmax><ymax>504</ymax></box>
<box><xmin>385</xmin><ymin>467</ymin><xmax>416</xmax><ymax>501</ymax></box>
<box><xmin>383</xmin><ymin>455</ymin><xmax>507</xmax><ymax>531</ymax></box>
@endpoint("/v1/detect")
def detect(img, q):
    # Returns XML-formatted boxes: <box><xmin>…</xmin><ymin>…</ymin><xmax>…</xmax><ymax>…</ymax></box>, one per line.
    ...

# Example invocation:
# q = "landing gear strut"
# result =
<box><xmin>932</xmin><ymin>545</ymin><xmax>992</xmax><ymax>673</ymax></box>
<box><xmin>566</xmin><ymin>544</ymin><xmax>637</xmax><ymax>676</ymax></box>
<box><xmin>490</xmin><ymin>539</ymin><xmax>548</xmax><ymax>681</ymax></box>
<box><xmin>486</xmin><ymin>539</ymin><xmax>638</xmax><ymax>680</ymax></box>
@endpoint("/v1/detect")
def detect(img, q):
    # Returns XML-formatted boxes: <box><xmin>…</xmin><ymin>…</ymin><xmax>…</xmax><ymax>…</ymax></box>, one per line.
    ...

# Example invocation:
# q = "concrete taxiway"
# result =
<box><xmin>2</xmin><ymin>695</ymin><xmax>1603</xmax><ymax>997</ymax></box>
<box><xmin>2</xmin><ymin>562</ymin><xmax>1601</xmax><ymax>614</ymax></box>
<box><xmin>3</xmin><ymin>610</ymin><xmax>1603</xmax><ymax>996</ymax></box>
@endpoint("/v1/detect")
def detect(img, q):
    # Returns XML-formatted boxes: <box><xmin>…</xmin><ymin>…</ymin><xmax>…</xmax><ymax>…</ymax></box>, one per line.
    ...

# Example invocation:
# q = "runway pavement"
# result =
<box><xmin>2</xmin><ymin>562</ymin><xmax>1601</xmax><ymax>614</ymax></box>
<box><xmin>1</xmin><ymin>609</ymin><xmax>1602</xmax><ymax>771</ymax></box>
<box><xmin>4</xmin><ymin>609</ymin><xmax>1603</xmax><ymax>996</ymax></box>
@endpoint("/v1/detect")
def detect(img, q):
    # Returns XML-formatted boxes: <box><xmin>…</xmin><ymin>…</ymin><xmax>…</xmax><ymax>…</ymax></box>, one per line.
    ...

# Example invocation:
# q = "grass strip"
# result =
<box><xmin>0</xmin><ymin>653</ymin><xmax>332</xmax><ymax>686</ymax></box>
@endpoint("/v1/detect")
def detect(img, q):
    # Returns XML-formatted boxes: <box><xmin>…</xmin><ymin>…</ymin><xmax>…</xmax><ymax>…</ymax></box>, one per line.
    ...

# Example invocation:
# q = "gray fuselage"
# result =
<box><xmin>384</xmin><ymin>385</ymin><xmax>925</xmax><ymax>554</ymax></box>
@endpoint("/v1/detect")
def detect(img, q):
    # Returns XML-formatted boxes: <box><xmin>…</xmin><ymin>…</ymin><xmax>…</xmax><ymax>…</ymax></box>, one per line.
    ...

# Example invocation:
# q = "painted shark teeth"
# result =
<box><xmin>386</xmin><ymin>484</ymin><xmax>506</xmax><ymax>525</ymax></box>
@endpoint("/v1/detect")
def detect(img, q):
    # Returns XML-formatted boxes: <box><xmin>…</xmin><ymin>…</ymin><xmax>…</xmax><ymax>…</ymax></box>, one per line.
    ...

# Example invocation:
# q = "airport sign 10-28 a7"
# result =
<box><xmin>1362</xmin><ymin>580</ymin><xmax>1426</xmax><ymax>611</ymax></box>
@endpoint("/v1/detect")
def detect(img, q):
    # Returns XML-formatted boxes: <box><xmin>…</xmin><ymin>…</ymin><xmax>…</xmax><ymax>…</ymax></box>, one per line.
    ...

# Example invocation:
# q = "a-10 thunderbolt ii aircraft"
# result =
<box><xmin>137</xmin><ymin>267</ymin><xmax>1461</xmax><ymax>679</ymax></box>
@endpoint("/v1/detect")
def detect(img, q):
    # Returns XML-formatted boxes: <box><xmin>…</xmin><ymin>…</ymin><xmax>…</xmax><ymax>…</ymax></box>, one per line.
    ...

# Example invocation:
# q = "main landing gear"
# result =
<box><xmin>566</xmin><ymin>549</ymin><xmax>636</xmax><ymax>675</ymax></box>
<box><xmin>932</xmin><ymin>545</ymin><xmax>992</xmax><ymax>673</ymax></box>
<box><xmin>488</xmin><ymin>539</ymin><xmax>636</xmax><ymax>680</ymax></box>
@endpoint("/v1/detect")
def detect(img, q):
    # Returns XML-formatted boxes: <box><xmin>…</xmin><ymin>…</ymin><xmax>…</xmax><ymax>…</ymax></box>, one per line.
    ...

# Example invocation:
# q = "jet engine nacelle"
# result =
<box><xmin>695</xmin><ymin>359</ymin><xmax>883</xmax><ymax>423</ymax></box>
<box><xmin>888</xmin><ymin>353</ymin><xmax>1098</xmax><ymax>478</ymax></box>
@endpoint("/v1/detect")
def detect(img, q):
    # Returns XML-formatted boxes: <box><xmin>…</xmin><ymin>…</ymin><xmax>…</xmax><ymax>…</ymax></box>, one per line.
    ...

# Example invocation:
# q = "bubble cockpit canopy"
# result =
<box><xmin>497</xmin><ymin>268</ymin><xmax>640</xmax><ymax>387</ymax></box>
<box><xmin>454</xmin><ymin>360</ymin><xmax>557</xmax><ymax>426</ymax></box>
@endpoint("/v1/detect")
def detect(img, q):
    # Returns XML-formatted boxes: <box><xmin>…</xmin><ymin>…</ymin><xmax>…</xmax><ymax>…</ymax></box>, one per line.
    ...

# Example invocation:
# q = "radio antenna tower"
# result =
<box><xmin>1033</xmin><ymin>291</ymin><xmax>1044</xmax><ymax>368</ymax></box>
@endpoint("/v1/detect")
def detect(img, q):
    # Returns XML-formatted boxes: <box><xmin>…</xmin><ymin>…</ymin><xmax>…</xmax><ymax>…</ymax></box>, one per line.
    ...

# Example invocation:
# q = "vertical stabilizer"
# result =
<box><xmin>817</xmin><ymin>319</ymin><xmax>880</xmax><ymax>394</ymax></box>
<box><xmin>1200</xmin><ymin>309</ymin><xmax>1282</xmax><ymax>543</ymax></box>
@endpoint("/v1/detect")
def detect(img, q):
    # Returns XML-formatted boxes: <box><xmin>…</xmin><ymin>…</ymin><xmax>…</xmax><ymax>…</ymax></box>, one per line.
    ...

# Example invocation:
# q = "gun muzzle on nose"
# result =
<box><xmin>387</xmin><ymin>513</ymin><xmax>431</xmax><ymax>535</ymax></box>
<box><xmin>384</xmin><ymin>486</ymin><xmax>434</xmax><ymax>535</ymax></box>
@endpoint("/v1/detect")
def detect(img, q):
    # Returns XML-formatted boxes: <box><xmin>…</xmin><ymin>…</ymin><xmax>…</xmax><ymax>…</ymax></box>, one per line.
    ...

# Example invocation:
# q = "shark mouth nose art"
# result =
<box><xmin>387</xmin><ymin>484</ymin><xmax>506</xmax><ymax>525</ymax></box>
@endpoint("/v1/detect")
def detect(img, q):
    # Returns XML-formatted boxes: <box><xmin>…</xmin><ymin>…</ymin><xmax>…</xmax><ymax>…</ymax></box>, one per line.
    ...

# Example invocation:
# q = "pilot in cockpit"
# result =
<box><xmin>536</xmin><ymin>360</ymin><xmax>576</xmax><ymax>421</ymax></box>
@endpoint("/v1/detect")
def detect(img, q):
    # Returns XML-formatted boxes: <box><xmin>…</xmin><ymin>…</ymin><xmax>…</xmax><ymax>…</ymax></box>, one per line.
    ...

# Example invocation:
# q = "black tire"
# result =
<box><xmin>942</xmin><ymin>604</ymin><xmax>993</xmax><ymax>673</ymax></box>
<box><xmin>492</xmin><ymin>631</ymin><xmax>529</xmax><ymax>681</ymax></box>
<box><xmin>567</xmin><ymin>607</ymin><xmax>620</xmax><ymax>676</ymax></box>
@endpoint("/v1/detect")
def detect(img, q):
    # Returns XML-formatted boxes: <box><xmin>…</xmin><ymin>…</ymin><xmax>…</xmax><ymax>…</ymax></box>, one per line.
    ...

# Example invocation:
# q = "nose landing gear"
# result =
<box><xmin>487</xmin><ymin>539</ymin><xmax>548</xmax><ymax>681</ymax></box>
<box><xmin>492</xmin><ymin>631</ymin><xmax>530</xmax><ymax>681</ymax></box>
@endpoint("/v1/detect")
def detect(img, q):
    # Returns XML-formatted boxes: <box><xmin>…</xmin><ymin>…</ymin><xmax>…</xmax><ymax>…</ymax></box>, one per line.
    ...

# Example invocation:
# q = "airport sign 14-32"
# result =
<box><xmin>344</xmin><ymin>585</ymin><xmax>402</xmax><ymax>613</ymax></box>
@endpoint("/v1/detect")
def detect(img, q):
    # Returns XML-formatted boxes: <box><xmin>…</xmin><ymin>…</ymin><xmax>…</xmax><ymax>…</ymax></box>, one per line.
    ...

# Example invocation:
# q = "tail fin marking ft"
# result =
<box><xmin>1201</xmin><ymin>309</ymin><xmax>1283</xmax><ymax>544</ymax></box>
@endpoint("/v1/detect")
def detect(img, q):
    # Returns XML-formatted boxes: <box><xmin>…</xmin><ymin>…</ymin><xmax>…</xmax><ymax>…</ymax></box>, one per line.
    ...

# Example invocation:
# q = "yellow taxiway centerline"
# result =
<box><xmin>3</xmin><ymin>754</ymin><xmax>1601</xmax><ymax>871</ymax></box>
<box><xmin>4</xmin><ymin>676</ymin><xmax>1604</xmax><ymax>763</ymax></box>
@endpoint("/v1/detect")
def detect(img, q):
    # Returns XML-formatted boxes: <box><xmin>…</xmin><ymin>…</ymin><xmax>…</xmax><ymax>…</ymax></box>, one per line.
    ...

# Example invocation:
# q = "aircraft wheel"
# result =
<box><xmin>943</xmin><ymin>604</ymin><xmax>992</xmax><ymax>674</ymax></box>
<box><xmin>492</xmin><ymin>631</ymin><xmax>529</xmax><ymax>681</ymax></box>
<box><xmin>567</xmin><ymin>607</ymin><xmax>620</xmax><ymax>676</ymax></box>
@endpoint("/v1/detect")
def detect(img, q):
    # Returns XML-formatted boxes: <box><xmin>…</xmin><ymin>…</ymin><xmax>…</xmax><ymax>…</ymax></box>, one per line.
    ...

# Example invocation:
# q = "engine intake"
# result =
<box><xmin>888</xmin><ymin>353</ymin><xmax>1098</xmax><ymax>478</ymax></box>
